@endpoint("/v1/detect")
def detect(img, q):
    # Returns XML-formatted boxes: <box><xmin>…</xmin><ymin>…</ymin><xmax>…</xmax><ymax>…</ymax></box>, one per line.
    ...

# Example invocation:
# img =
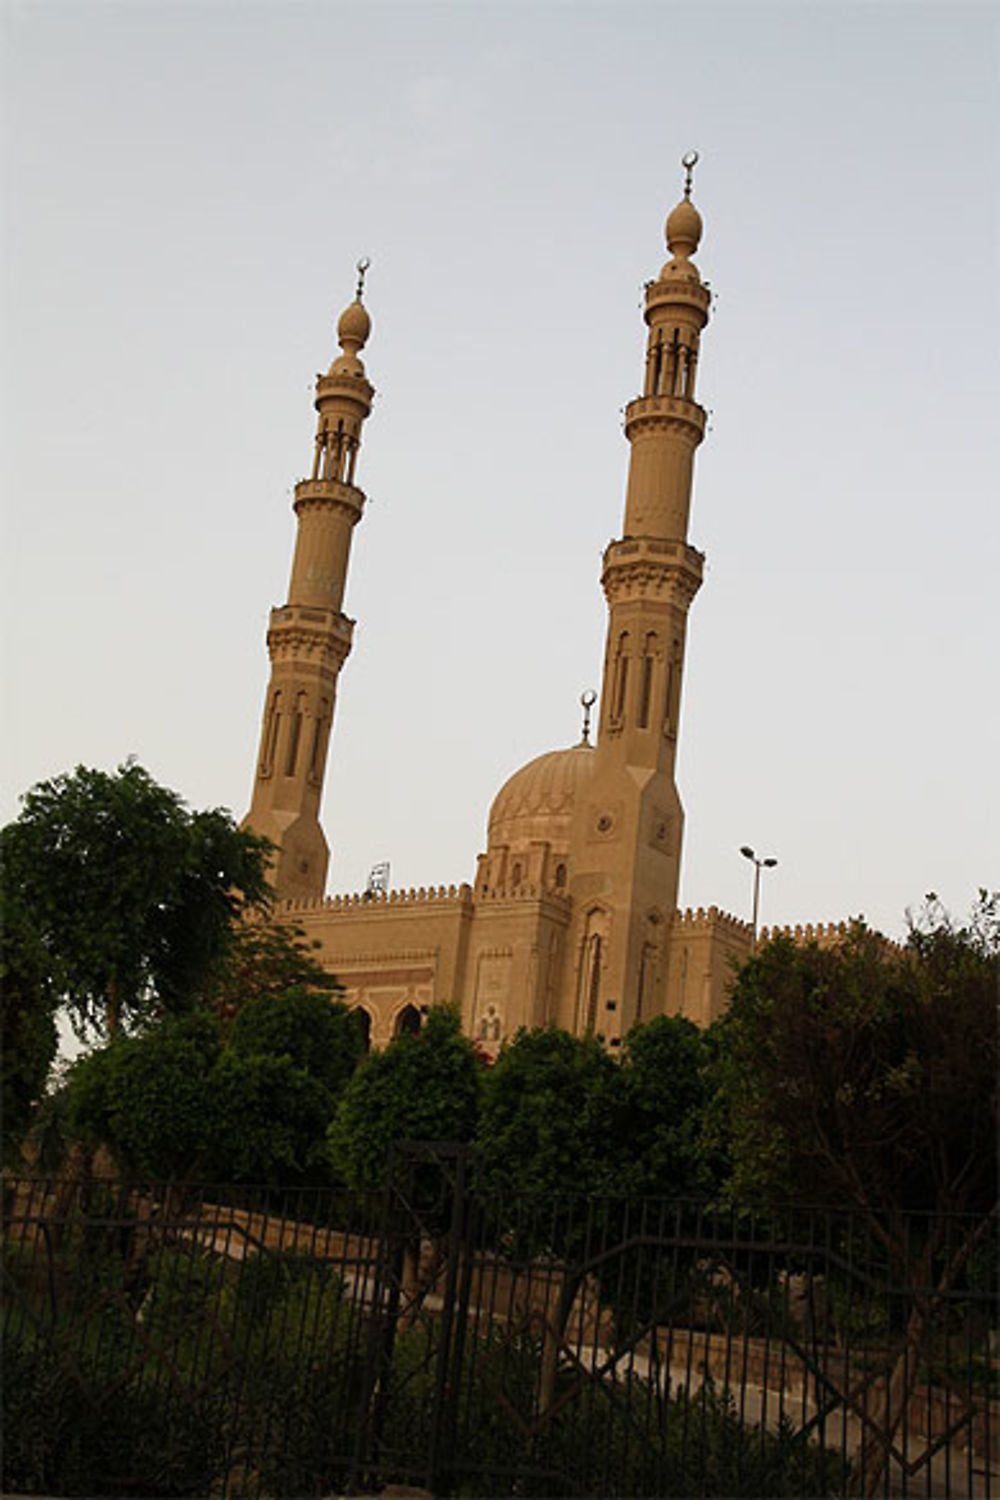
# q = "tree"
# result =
<box><xmin>719</xmin><ymin>900</ymin><xmax>998</xmax><ymax>1226</ymax></box>
<box><xmin>0</xmin><ymin>897</ymin><xmax>59</xmax><ymax>1163</ymax></box>
<box><xmin>64</xmin><ymin>986</ymin><xmax>361</xmax><ymax>1186</ymax></box>
<box><xmin>718</xmin><ymin>894</ymin><xmax>999</xmax><ymax>1495</ymax></box>
<box><xmin>617</xmin><ymin>1014</ymin><xmax>720</xmax><ymax>1199</ymax></box>
<box><xmin>476</xmin><ymin>1026</ymin><xmax>624</xmax><ymax>1200</ymax></box>
<box><xmin>229</xmin><ymin>989</ymin><xmax>364</xmax><ymax>1103</ymax></box>
<box><xmin>65</xmin><ymin>1013</ymin><xmax>222</xmax><ymax>1180</ymax></box>
<box><xmin>328</xmin><ymin>1005</ymin><xmax>483</xmax><ymax>1194</ymax></box>
<box><xmin>207</xmin><ymin>915</ymin><xmax>341</xmax><ymax>1021</ymax></box>
<box><xmin>1</xmin><ymin>761</ymin><xmax>272</xmax><ymax>1038</ymax></box>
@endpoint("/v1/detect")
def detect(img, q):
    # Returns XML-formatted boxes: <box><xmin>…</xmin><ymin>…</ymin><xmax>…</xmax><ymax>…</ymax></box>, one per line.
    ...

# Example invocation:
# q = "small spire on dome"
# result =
<box><xmin>336</xmin><ymin>260</ymin><xmax>372</xmax><ymax>358</ymax></box>
<box><xmin>681</xmin><ymin>150</ymin><xmax>699</xmax><ymax>200</ymax></box>
<box><xmin>579</xmin><ymin>689</ymin><xmax>597</xmax><ymax>746</ymax></box>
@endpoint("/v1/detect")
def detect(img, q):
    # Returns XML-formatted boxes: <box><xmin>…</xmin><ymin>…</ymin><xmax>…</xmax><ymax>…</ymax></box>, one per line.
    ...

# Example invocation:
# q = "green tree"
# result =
<box><xmin>617</xmin><ymin>1014</ymin><xmax>719</xmax><ymax>1198</ymax></box>
<box><xmin>65</xmin><ymin>1013</ymin><xmax>222</xmax><ymax>1179</ymax></box>
<box><xmin>476</xmin><ymin>1026</ymin><xmax>624</xmax><ymax>1200</ymax></box>
<box><xmin>1</xmin><ymin>761</ymin><xmax>271</xmax><ymax>1039</ymax></box>
<box><xmin>202</xmin><ymin>1050</ymin><xmax>336</xmax><ymax>1184</ymax></box>
<box><xmin>207</xmin><ymin>916</ymin><xmax>341</xmax><ymax>1021</ymax></box>
<box><xmin>718</xmin><ymin>894</ymin><xmax>999</xmax><ymax>1494</ymax></box>
<box><xmin>328</xmin><ymin>1005</ymin><xmax>483</xmax><ymax>1194</ymax></box>
<box><xmin>229</xmin><ymin>990</ymin><xmax>363</xmax><ymax>1102</ymax></box>
<box><xmin>719</xmin><ymin>899</ymin><xmax>998</xmax><ymax>1226</ymax></box>
<box><xmin>0</xmin><ymin>898</ymin><xmax>59</xmax><ymax>1163</ymax></box>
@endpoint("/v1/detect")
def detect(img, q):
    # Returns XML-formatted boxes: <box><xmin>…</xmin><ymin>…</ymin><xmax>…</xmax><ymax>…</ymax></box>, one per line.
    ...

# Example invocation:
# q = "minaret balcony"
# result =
<box><xmin>293</xmin><ymin>478</ymin><xmax>365</xmax><ymax>522</ymax></box>
<box><xmin>644</xmin><ymin>278</ymin><xmax>710</xmax><ymax>318</ymax></box>
<box><xmin>624</xmin><ymin>394</ymin><xmax>706</xmax><ymax>444</ymax></box>
<box><xmin>601</xmin><ymin>536</ymin><xmax>704</xmax><ymax>608</ymax></box>
<box><xmin>266</xmin><ymin>603</ymin><xmax>355</xmax><ymax>666</ymax></box>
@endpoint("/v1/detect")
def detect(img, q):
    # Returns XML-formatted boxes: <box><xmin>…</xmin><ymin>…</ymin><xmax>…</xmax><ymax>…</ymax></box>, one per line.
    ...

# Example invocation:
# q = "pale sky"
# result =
<box><xmin>3</xmin><ymin>0</ymin><xmax>998</xmax><ymax>943</ymax></box>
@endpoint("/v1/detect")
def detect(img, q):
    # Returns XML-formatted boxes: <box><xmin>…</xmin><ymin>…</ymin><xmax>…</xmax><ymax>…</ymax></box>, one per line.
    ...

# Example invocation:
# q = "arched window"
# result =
<box><xmin>261</xmin><ymin>690</ymin><xmax>282</xmax><ymax>777</ymax></box>
<box><xmin>638</xmin><ymin>632</ymin><xmax>658</xmax><ymax>729</ymax></box>
<box><xmin>554</xmin><ymin>862</ymin><xmax>567</xmax><ymax>890</ymax></box>
<box><xmin>510</xmin><ymin>861</ymin><xmax>522</xmax><ymax>890</ymax></box>
<box><xmin>585</xmin><ymin>934</ymin><xmax>603</xmax><ymax>1033</ymax></box>
<box><xmin>285</xmin><ymin>691</ymin><xmax>307</xmax><ymax>777</ymax></box>
<box><xmin>308</xmin><ymin>698</ymin><xmax>328</xmax><ymax>781</ymax></box>
<box><xmin>394</xmin><ymin>1004</ymin><xmax>421</xmax><ymax>1038</ymax></box>
<box><xmin>612</xmin><ymin>632</ymin><xmax>630</xmax><ymax>723</ymax></box>
<box><xmin>353</xmin><ymin>1008</ymin><xmax>372</xmax><ymax>1052</ymax></box>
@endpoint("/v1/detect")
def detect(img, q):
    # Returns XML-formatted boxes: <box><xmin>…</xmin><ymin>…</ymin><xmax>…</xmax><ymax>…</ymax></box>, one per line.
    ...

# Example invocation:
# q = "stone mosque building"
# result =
<box><xmin>243</xmin><ymin>162</ymin><xmax>815</xmax><ymax>1050</ymax></box>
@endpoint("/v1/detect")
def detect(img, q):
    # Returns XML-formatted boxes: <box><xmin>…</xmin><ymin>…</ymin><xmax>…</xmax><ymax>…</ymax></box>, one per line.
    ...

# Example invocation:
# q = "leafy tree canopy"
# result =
<box><xmin>1</xmin><ymin>761</ymin><xmax>272</xmax><ymax>1039</ymax></box>
<box><xmin>229</xmin><ymin>989</ymin><xmax>365</xmax><ymax>1103</ymax></box>
<box><xmin>617</xmin><ymin>1014</ymin><xmax>720</xmax><ymax>1199</ymax></box>
<box><xmin>65</xmin><ymin>1013</ymin><xmax>223</xmax><ymax>1180</ymax></box>
<box><xmin>207</xmin><ymin>916</ymin><xmax>340</xmax><ymax>1021</ymax></box>
<box><xmin>328</xmin><ymin>1005</ymin><xmax>483</xmax><ymax>1193</ymax></box>
<box><xmin>64</xmin><ymin>989</ymin><xmax>360</xmax><ymax>1185</ymax></box>
<box><xmin>476</xmin><ymin>1026</ymin><xmax>624</xmax><ymax>1199</ymax></box>
<box><xmin>718</xmin><ymin>893</ymin><xmax>999</xmax><ymax>1239</ymax></box>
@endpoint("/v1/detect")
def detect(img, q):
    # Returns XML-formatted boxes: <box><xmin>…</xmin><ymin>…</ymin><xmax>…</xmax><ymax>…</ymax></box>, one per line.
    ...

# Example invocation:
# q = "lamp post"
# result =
<box><xmin>740</xmin><ymin>845</ymin><xmax>777</xmax><ymax>946</ymax></box>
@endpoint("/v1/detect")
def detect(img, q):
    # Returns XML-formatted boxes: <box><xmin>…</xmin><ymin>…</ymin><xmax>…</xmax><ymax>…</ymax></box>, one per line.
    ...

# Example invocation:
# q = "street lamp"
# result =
<box><xmin>740</xmin><ymin>845</ymin><xmax>777</xmax><ymax>945</ymax></box>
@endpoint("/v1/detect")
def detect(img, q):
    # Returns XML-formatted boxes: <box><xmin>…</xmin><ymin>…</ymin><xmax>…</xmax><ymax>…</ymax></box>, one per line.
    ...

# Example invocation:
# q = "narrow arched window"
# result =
<box><xmin>308</xmin><ymin>698</ymin><xmax>328</xmax><ymax>781</ymax></box>
<box><xmin>511</xmin><ymin>862</ymin><xmax>522</xmax><ymax>890</ymax></box>
<box><xmin>638</xmin><ymin>632</ymin><xmax>658</xmax><ymax>729</ymax></box>
<box><xmin>394</xmin><ymin>1004</ymin><xmax>421</xmax><ymax>1038</ymax></box>
<box><xmin>554</xmin><ymin>862</ymin><xmax>567</xmax><ymax>890</ymax></box>
<box><xmin>285</xmin><ymin>692</ymin><xmax>306</xmax><ymax>776</ymax></box>
<box><xmin>353</xmin><ymin>1008</ymin><xmax>372</xmax><ymax>1052</ymax></box>
<box><xmin>261</xmin><ymin>691</ymin><xmax>282</xmax><ymax>777</ymax></box>
<box><xmin>612</xmin><ymin>632</ymin><xmax>630</xmax><ymax>723</ymax></box>
<box><xmin>585</xmin><ymin>933</ymin><xmax>603</xmax><ymax>1033</ymax></box>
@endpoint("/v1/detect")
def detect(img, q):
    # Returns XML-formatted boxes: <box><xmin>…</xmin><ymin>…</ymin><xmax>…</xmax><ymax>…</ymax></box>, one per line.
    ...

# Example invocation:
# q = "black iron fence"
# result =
<box><xmin>3</xmin><ymin>1150</ymin><xmax>997</xmax><ymax>1498</ymax></box>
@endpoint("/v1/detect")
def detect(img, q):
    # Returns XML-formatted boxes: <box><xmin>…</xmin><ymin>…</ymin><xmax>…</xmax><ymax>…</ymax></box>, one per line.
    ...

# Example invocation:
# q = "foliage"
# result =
<box><xmin>617</xmin><ymin>1013</ymin><xmax>720</xmax><ymax>1198</ymax></box>
<box><xmin>719</xmin><ymin>895</ymin><xmax>999</xmax><ymax>1235</ymax></box>
<box><xmin>0</xmin><ymin>891</ymin><xmax>59</xmax><ymax>1162</ymax></box>
<box><xmin>2</xmin><ymin>1236</ymin><xmax>362</xmax><ymax>1498</ymax></box>
<box><xmin>476</xmin><ymin>1025</ymin><xmax>625</xmax><ymax>1199</ymax></box>
<box><xmin>328</xmin><ymin>1004</ymin><xmax>483</xmax><ymax>1193</ymax></box>
<box><xmin>229</xmin><ymin>988</ymin><xmax>363</xmax><ymax>1102</ymax></box>
<box><xmin>64</xmin><ymin>1013</ymin><xmax>223</xmax><ymax>1179</ymax></box>
<box><xmin>207</xmin><ymin>914</ymin><xmax>341</xmax><ymax>1020</ymax></box>
<box><xmin>64</xmin><ymin>990</ymin><xmax>360</xmax><ymax>1184</ymax></box>
<box><xmin>2</xmin><ymin>1335</ymin><xmax>224</xmax><ymax>1496</ymax></box>
<box><xmin>1</xmin><ymin>760</ymin><xmax>272</xmax><ymax>1039</ymax></box>
<box><xmin>203</xmin><ymin>1050</ymin><xmax>335</xmax><ymax>1184</ymax></box>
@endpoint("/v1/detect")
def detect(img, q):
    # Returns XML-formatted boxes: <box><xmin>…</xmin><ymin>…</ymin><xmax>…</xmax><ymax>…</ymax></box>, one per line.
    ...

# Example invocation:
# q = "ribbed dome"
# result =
<box><xmin>488</xmin><ymin>744</ymin><xmax>595</xmax><ymax>851</ymax></box>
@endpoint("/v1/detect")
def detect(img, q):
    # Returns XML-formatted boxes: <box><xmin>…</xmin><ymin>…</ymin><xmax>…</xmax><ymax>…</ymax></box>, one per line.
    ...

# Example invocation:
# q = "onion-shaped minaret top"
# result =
<box><xmin>660</xmin><ymin>154</ymin><xmax>703</xmax><ymax>280</ymax></box>
<box><xmin>331</xmin><ymin>258</ymin><xmax>372</xmax><ymax>375</ymax></box>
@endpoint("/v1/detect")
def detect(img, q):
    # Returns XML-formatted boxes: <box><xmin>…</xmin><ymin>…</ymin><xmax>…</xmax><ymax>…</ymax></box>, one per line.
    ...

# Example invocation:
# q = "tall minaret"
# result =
<box><xmin>565</xmin><ymin>157</ymin><xmax>711</xmax><ymax>1037</ymax></box>
<box><xmin>244</xmin><ymin>265</ymin><xmax>375</xmax><ymax>900</ymax></box>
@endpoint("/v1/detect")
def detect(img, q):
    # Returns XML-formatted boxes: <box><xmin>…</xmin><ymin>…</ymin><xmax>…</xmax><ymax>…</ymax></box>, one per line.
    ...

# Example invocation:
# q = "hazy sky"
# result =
<box><xmin>3</xmin><ymin>0</ymin><xmax>997</xmax><ymax>941</ymax></box>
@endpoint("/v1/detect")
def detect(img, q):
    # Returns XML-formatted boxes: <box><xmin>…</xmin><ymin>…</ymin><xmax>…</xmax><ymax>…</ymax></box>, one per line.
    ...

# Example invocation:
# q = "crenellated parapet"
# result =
<box><xmin>673</xmin><ymin>904</ymin><xmax>753</xmax><ymax>939</ymax></box>
<box><xmin>283</xmin><ymin>881</ymin><xmax>475</xmax><ymax>913</ymax></box>
<box><xmin>757</xmin><ymin>919</ymin><xmax>892</xmax><ymax>949</ymax></box>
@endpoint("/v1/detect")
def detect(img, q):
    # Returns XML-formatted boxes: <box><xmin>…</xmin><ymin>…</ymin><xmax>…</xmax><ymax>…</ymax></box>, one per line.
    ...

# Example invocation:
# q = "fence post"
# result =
<box><xmin>424</xmin><ymin>1144</ymin><xmax>472</xmax><ymax>1494</ymax></box>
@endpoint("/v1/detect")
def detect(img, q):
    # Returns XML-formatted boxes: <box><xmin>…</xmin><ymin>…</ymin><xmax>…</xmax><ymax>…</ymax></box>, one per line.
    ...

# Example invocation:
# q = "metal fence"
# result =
<box><xmin>3</xmin><ymin>1151</ymin><xmax>997</xmax><ymax>1498</ymax></box>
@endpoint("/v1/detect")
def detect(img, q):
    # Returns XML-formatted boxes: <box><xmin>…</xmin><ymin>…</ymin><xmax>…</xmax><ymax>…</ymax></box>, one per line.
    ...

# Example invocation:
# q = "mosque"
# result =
<box><xmin>243</xmin><ymin>161</ymin><xmax>788</xmax><ymax>1050</ymax></box>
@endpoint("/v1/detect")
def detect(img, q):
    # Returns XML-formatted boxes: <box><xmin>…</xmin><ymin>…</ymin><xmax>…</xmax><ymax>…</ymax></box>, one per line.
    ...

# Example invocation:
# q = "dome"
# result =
<box><xmin>665</xmin><ymin>197</ymin><xmax>702</xmax><ymax>259</ymax></box>
<box><xmin>488</xmin><ymin>743</ymin><xmax>596</xmax><ymax>851</ymax></box>
<box><xmin>337</xmin><ymin>298</ymin><xmax>371</xmax><ymax>350</ymax></box>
